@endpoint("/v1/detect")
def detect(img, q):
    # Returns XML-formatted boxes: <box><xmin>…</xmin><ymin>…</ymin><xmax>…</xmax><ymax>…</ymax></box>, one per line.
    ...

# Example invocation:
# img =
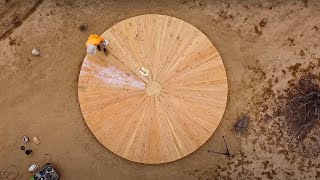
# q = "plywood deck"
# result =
<box><xmin>78</xmin><ymin>14</ymin><xmax>228</xmax><ymax>164</ymax></box>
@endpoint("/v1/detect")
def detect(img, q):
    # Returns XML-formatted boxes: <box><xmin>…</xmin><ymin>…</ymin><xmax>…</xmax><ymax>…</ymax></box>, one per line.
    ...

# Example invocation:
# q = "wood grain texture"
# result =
<box><xmin>78</xmin><ymin>14</ymin><xmax>228</xmax><ymax>164</ymax></box>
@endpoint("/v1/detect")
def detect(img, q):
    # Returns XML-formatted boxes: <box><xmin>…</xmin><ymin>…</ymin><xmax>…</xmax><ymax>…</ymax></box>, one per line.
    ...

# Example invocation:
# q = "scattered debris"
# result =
<box><xmin>254</xmin><ymin>25</ymin><xmax>262</xmax><ymax>35</ymax></box>
<box><xmin>33</xmin><ymin>136</ymin><xmax>41</xmax><ymax>145</ymax></box>
<box><xmin>288</xmin><ymin>63</ymin><xmax>301</xmax><ymax>77</ymax></box>
<box><xmin>282</xmin><ymin>74</ymin><xmax>320</xmax><ymax>141</ymax></box>
<box><xmin>32</xmin><ymin>48</ymin><xmax>40</xmax><ymax>56</ymax></box>
<box><xmin>299</xmin><ymin>50</ymin><xmax>305</xmax><ymax>56</ymax></box>
<box><xmin>277</xmin><ymin>57</ymin><xmax>282</xmax><ymax>60</ymax></box>
<box><xmin>282</xmin><ymin>69</ymin><xmax>287</xmax><ymax>75</ymax></box>
<box><xmin>34</xmin><ymin>164</ymin><xmax>60</xmax><ymax>179</ymax></box>
<box><xmin>233</xmin><ymin>115</ymin><xmax>250</xmax><ymax>134</ymax></box>
<box><xmin>25</xmin><ymin>149</ymin><xmax>32</xmax><ymax>155</ymax></box>
<box><xmin>23</xmin><ymin>136</ymin><xmax>29</xmax><ymax>143</ymax></box>
<box><xmin>140</xmin><ymin>67</ymin><xmax>149</xmax><ymax>77</ymax></box>
<box><xmin>259</xmin><ymin>19</ymin><xmax>267</xmax><ymax>27</ymax></box>
<box><xmin>314</xmin><ymin>26</ymin><xmax>319</xmax><ymax>31</ymax></box>
<box><xmin>288</xmin><ymin>37</ymin><xmax>295</xmax><ymax>46</ymax></box>
<box><xmin>79</xmin><ymin>23</ymin><xmax>88</xmax><ymax>32</ymax></box>
<box><xmin>20</xmin><ymin>146</ymin><xmax>25</xmax><ymax>150</ymax></box>
<box><xmin>8</xmin><ymin>36</ymin><xmax>16</xmax><ymax>46</ymax></box>
<box><xmin>29</xmin><ymin>164</ymin><xmax>38</xmax><ymax>172</ymax></box>
<box><xmin>302</xmin><ymin>0</ymin><xmax>308</xmax><ymax>8</ymax></box>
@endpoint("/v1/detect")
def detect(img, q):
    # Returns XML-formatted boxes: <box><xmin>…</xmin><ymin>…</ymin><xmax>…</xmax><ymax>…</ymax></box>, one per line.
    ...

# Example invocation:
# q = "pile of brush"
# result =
<box><xmin>283</xmin><ymin>74</ymin><xmax>320</xmax><ymax>141</ymax></box>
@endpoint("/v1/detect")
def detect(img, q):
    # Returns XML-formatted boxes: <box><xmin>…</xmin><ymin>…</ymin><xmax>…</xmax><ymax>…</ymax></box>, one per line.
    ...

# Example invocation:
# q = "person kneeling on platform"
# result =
<box><xmin>86</xmin><ymin>34</ymin><xmax>109</xmax><ymax>55</ymax></box>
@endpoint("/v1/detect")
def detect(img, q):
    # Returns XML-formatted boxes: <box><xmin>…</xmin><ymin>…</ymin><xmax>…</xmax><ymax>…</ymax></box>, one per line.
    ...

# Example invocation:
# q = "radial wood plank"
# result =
<box><xmin>78</xmin><ymin>14</ymin><xmax>228</xmax><ymax>164</ymax></box>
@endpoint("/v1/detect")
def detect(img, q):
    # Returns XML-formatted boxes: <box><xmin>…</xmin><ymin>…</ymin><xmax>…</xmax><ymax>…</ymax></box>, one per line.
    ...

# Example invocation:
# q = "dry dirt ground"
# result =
<box><xmin>1</xmin><ymin>0</ymin><xmax>320</xmax><ymax>179</ymax></box>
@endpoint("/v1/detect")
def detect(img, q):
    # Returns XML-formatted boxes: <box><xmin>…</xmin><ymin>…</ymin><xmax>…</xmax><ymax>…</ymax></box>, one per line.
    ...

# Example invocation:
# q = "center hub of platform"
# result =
<box><xmin>145</xmin><ymin>81</ymin><xmax>162</xmax><ymax>97</ymax></box>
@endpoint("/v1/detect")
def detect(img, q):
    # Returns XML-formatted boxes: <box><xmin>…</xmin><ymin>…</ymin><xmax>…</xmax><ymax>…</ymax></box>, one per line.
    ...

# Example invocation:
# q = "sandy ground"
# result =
<box><xmin>1</xmin><ymin>0</ymin><xmax>320</xmax><ymax>179</ymax></box>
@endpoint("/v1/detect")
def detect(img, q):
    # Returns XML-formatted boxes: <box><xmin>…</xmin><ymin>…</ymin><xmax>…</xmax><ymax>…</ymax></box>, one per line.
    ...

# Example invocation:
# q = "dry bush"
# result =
<box><xmin>283</xmin><ymin>74</ymin><xmax>320</xmax><ymax>141</ymax></box>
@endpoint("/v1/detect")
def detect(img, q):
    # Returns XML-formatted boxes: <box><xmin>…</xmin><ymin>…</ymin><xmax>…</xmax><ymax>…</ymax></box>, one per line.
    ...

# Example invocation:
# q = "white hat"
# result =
<box><xmin>87</xmin><ymin>44</ymin><xmax>97</xmax><ymax>54</ymax></box>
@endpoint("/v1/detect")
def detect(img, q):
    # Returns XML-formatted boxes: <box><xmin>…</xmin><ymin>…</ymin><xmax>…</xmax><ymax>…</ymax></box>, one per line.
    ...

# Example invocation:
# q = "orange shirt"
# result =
<box><xmin>86</xmin><ymin>34</ymin><xmax>105</xmax><ymax>47</ymax></box>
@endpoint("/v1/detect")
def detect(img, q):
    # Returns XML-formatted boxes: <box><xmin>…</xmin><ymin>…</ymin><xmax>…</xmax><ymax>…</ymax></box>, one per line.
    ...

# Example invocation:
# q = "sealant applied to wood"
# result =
<box><xmin>78</xmin><ymin>14</ymin><xmax>228</xmax><ymax>164</ymax></box>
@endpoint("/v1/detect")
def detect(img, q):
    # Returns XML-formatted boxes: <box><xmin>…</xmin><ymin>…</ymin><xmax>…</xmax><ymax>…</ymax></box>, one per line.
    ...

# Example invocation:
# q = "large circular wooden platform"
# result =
<box><xmin>78</xmin><ymin>14</ymin><xmax>228</xmax><ymax>164</ymax></box>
